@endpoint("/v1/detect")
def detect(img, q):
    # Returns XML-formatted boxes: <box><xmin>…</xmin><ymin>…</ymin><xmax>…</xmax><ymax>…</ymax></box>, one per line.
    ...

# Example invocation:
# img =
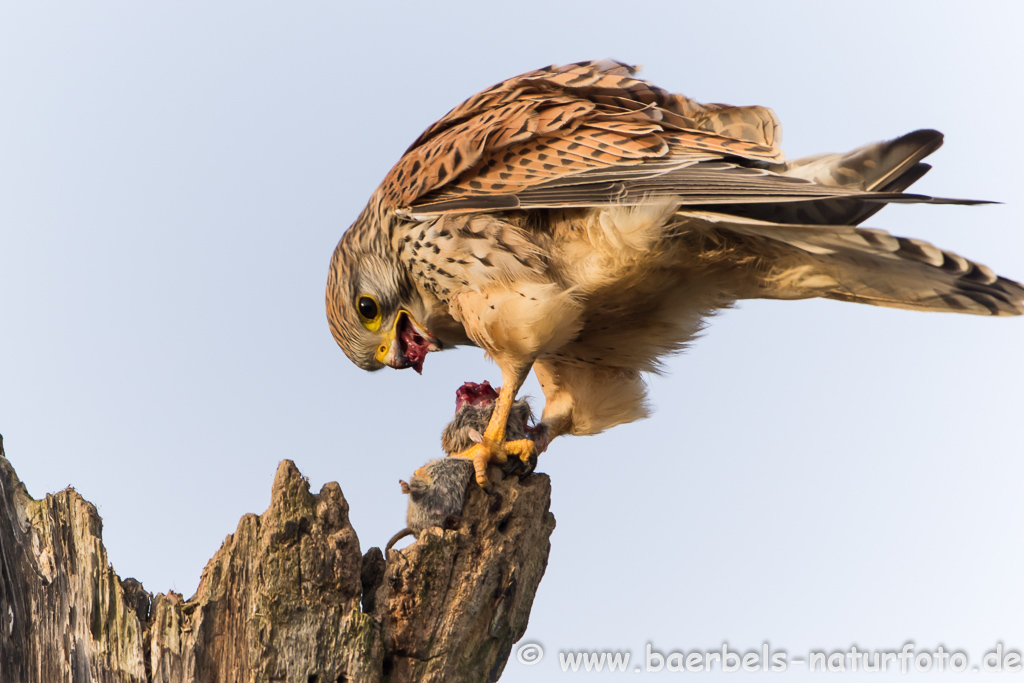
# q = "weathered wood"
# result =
<box><xmin>0</xmin><ymin>435</ymin><xmax>554</xmax><ymax>682</ymax></box>
<box><xmin>0</xmin><ymin>437</ymin><xmax>148</xmax><ymax>683</ymax></box>
<box><xmin>375</xmin><ymin>467</ymin><xmax>554</xmax><ymax>682</ymax></box>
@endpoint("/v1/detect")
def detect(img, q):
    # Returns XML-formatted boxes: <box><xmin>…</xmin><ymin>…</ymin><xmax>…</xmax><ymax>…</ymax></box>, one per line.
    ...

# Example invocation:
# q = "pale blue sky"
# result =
<box><xmin>1</xmin><ymin>2</ymin><xmax>1022</xmax><ymax>680</ymax></box>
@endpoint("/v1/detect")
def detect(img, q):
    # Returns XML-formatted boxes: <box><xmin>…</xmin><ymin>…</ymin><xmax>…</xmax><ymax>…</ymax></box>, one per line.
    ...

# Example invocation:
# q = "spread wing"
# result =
<box><xmin>377</xmin><ymin>60</ymin><xmax>984</xmax><ymax>221</ymax></box>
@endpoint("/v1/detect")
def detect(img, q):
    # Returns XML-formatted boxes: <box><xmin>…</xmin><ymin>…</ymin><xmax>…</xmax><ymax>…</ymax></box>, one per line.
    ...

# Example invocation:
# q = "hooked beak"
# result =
<box><xmin>374</xmin><ymin>310</ymin><xmax>441</xmax><ymax>374</ymax></box>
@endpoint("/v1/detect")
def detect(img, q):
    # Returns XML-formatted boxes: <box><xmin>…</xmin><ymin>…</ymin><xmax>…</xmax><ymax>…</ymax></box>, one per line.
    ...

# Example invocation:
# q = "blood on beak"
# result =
<box><xmin>374</xmin><ymin>311</ymin><xmax>441</xmax><ymax>373</ymax></box>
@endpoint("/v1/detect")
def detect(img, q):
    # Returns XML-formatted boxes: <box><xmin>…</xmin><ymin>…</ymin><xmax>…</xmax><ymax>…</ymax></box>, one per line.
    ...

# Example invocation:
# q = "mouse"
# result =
<box><xmin>386</xmin><ymin>381</ymin><xmax>536</xmax><ymax>552</ymax></box>
<box><xmin>386</xmin><ymin>456</ymin><xmax>475</xmax><ymax>551</ymax></box>
<box><xmin>440</xmin><ymin>380</ymin><xmax>534</xmax><ymax>456</ymax></box>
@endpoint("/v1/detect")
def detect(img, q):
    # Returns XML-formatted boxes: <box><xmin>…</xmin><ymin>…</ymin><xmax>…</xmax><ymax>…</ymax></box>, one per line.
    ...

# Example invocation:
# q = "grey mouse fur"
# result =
<box><xmin>441</xmin><ymin>398</ymin><xmax>533</xmax><ymax>455</ymax></box>
<box><xmin>386</xmin><ymin>381</ymin><xmax>536</xmax><ymax>552</ymax></box>
<box><xmin>386</xmin><ymin>457</ymin><xmax>474</xmax><ymax>551</ymax></box>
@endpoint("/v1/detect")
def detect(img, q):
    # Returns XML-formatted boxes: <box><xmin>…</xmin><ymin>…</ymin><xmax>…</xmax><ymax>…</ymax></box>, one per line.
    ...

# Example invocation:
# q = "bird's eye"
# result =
<box><xmin>358</xmin><ymin>296</ymin><xmax>378</xmax><ymax>320</ymax></box>
<box><xmin>356</xmin><ymin>295</ymin><xmax>382</xmax><ymax>330</ymax></box>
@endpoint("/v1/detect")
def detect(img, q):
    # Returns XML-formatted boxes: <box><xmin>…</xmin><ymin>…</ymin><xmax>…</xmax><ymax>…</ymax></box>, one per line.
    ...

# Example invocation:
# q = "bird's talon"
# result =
<box><xmin>454</xmin><ymin>435</ymin><xmax>538</xmax><ymax>488</ymax></box>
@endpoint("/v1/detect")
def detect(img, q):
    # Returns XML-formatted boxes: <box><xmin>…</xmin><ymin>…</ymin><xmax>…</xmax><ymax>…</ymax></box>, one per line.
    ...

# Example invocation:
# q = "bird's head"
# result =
<box><xmin>326</xmin><ymin>210</ymin><xmax>441</xmax><ymax>374</ymax></box>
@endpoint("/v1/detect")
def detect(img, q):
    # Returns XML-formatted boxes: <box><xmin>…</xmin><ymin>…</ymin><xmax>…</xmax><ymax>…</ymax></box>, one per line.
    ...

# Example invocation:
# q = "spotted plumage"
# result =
<box><xmin>326</xmin><ymin>60</ymin><xmax>1023</xmax><ymax>486</ymax></box>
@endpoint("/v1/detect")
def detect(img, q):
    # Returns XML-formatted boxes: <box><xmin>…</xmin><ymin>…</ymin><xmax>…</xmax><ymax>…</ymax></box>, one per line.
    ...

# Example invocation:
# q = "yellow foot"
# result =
<box><xmin>452</xmin><ymin>437</ymin><xmax>536</xmax><ymax>488</ymax></box>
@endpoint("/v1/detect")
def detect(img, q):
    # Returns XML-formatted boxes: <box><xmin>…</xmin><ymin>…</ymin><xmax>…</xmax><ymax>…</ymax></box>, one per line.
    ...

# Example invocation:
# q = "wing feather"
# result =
<box><xmin>378</xmin><ymin>60</ymin><xmax>983</xmax><ymax>224</ymax></box>
<box><xmin>380</xmin><ymin>60</ymin><xmax>785</xmax><ymax>210</ymax></box>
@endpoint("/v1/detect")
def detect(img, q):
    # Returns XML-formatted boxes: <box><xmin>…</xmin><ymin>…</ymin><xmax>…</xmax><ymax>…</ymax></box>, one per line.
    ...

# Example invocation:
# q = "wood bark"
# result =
<box><xmin>0</xmin><ymin>435</ymin><xmax>555</xmax><ymax>682</ymax></box>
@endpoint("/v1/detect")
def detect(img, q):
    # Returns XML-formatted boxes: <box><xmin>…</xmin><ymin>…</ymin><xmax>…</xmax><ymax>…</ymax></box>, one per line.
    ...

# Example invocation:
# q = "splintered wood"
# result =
<box><xmin>0</xmin><ymin>438</ymin><xmax>554</xmax><ymax>683</ymax></box>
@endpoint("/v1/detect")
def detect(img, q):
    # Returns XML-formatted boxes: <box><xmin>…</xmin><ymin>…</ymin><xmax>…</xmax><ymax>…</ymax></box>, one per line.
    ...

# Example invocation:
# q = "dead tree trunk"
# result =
<box><xmin>0</xmin><ymin>435</ymin><xmax>555</xmax><ymax>682</ymax></box>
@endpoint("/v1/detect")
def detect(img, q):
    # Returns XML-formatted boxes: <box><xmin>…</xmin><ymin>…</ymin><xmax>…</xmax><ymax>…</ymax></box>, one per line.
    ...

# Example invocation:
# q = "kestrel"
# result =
<box><xmin>326</xmin><ymin>60</ymin><xmax>1023</xmax><ymax>487</ymax></box>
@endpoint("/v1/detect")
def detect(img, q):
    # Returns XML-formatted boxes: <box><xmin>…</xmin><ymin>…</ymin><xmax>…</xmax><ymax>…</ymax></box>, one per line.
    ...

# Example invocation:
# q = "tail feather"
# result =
<box><xmin>690</xmin><ymin>211</ymin><xmax>1024</xmax><ymax>316</ymax></box>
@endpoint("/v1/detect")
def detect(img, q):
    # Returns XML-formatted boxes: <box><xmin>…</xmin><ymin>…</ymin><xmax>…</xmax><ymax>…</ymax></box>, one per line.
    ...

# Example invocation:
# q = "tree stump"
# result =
<box><xmin>0</xmin><ymin>435</ymin><xmax>555</xmax><ymax>682</ymax></box>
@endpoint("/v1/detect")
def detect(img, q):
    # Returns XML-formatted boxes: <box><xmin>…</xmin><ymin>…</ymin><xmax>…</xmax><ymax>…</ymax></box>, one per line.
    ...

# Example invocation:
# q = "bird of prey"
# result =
<box><xmin>326</xmin><ymin>60</ymin><xmax>1023</xmax><ymax>487</ymax></box>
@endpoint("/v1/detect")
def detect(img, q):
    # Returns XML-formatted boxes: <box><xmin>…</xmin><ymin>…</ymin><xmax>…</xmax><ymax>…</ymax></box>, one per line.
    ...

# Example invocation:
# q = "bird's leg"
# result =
<box><xmin>452</xmin><ymin>363</ymin><xmax>535</xmax><ymax>488</ymax></box>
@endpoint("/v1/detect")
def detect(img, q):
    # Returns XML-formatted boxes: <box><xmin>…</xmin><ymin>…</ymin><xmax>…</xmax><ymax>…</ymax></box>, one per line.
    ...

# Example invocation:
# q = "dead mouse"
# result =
<box><xmin>386</xmin><ymin>457</ymin><xmax>475</xmax><ymax>551</ymax></box>
<box><xmin>441</xmin><ymin>380</ymin><xmax>534</xmax><ymax>456</ymax></box>
<box><xmin>387</xmin><ymin>381</ymin><xmax>536</xmax><ymax>551</ymax></box>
